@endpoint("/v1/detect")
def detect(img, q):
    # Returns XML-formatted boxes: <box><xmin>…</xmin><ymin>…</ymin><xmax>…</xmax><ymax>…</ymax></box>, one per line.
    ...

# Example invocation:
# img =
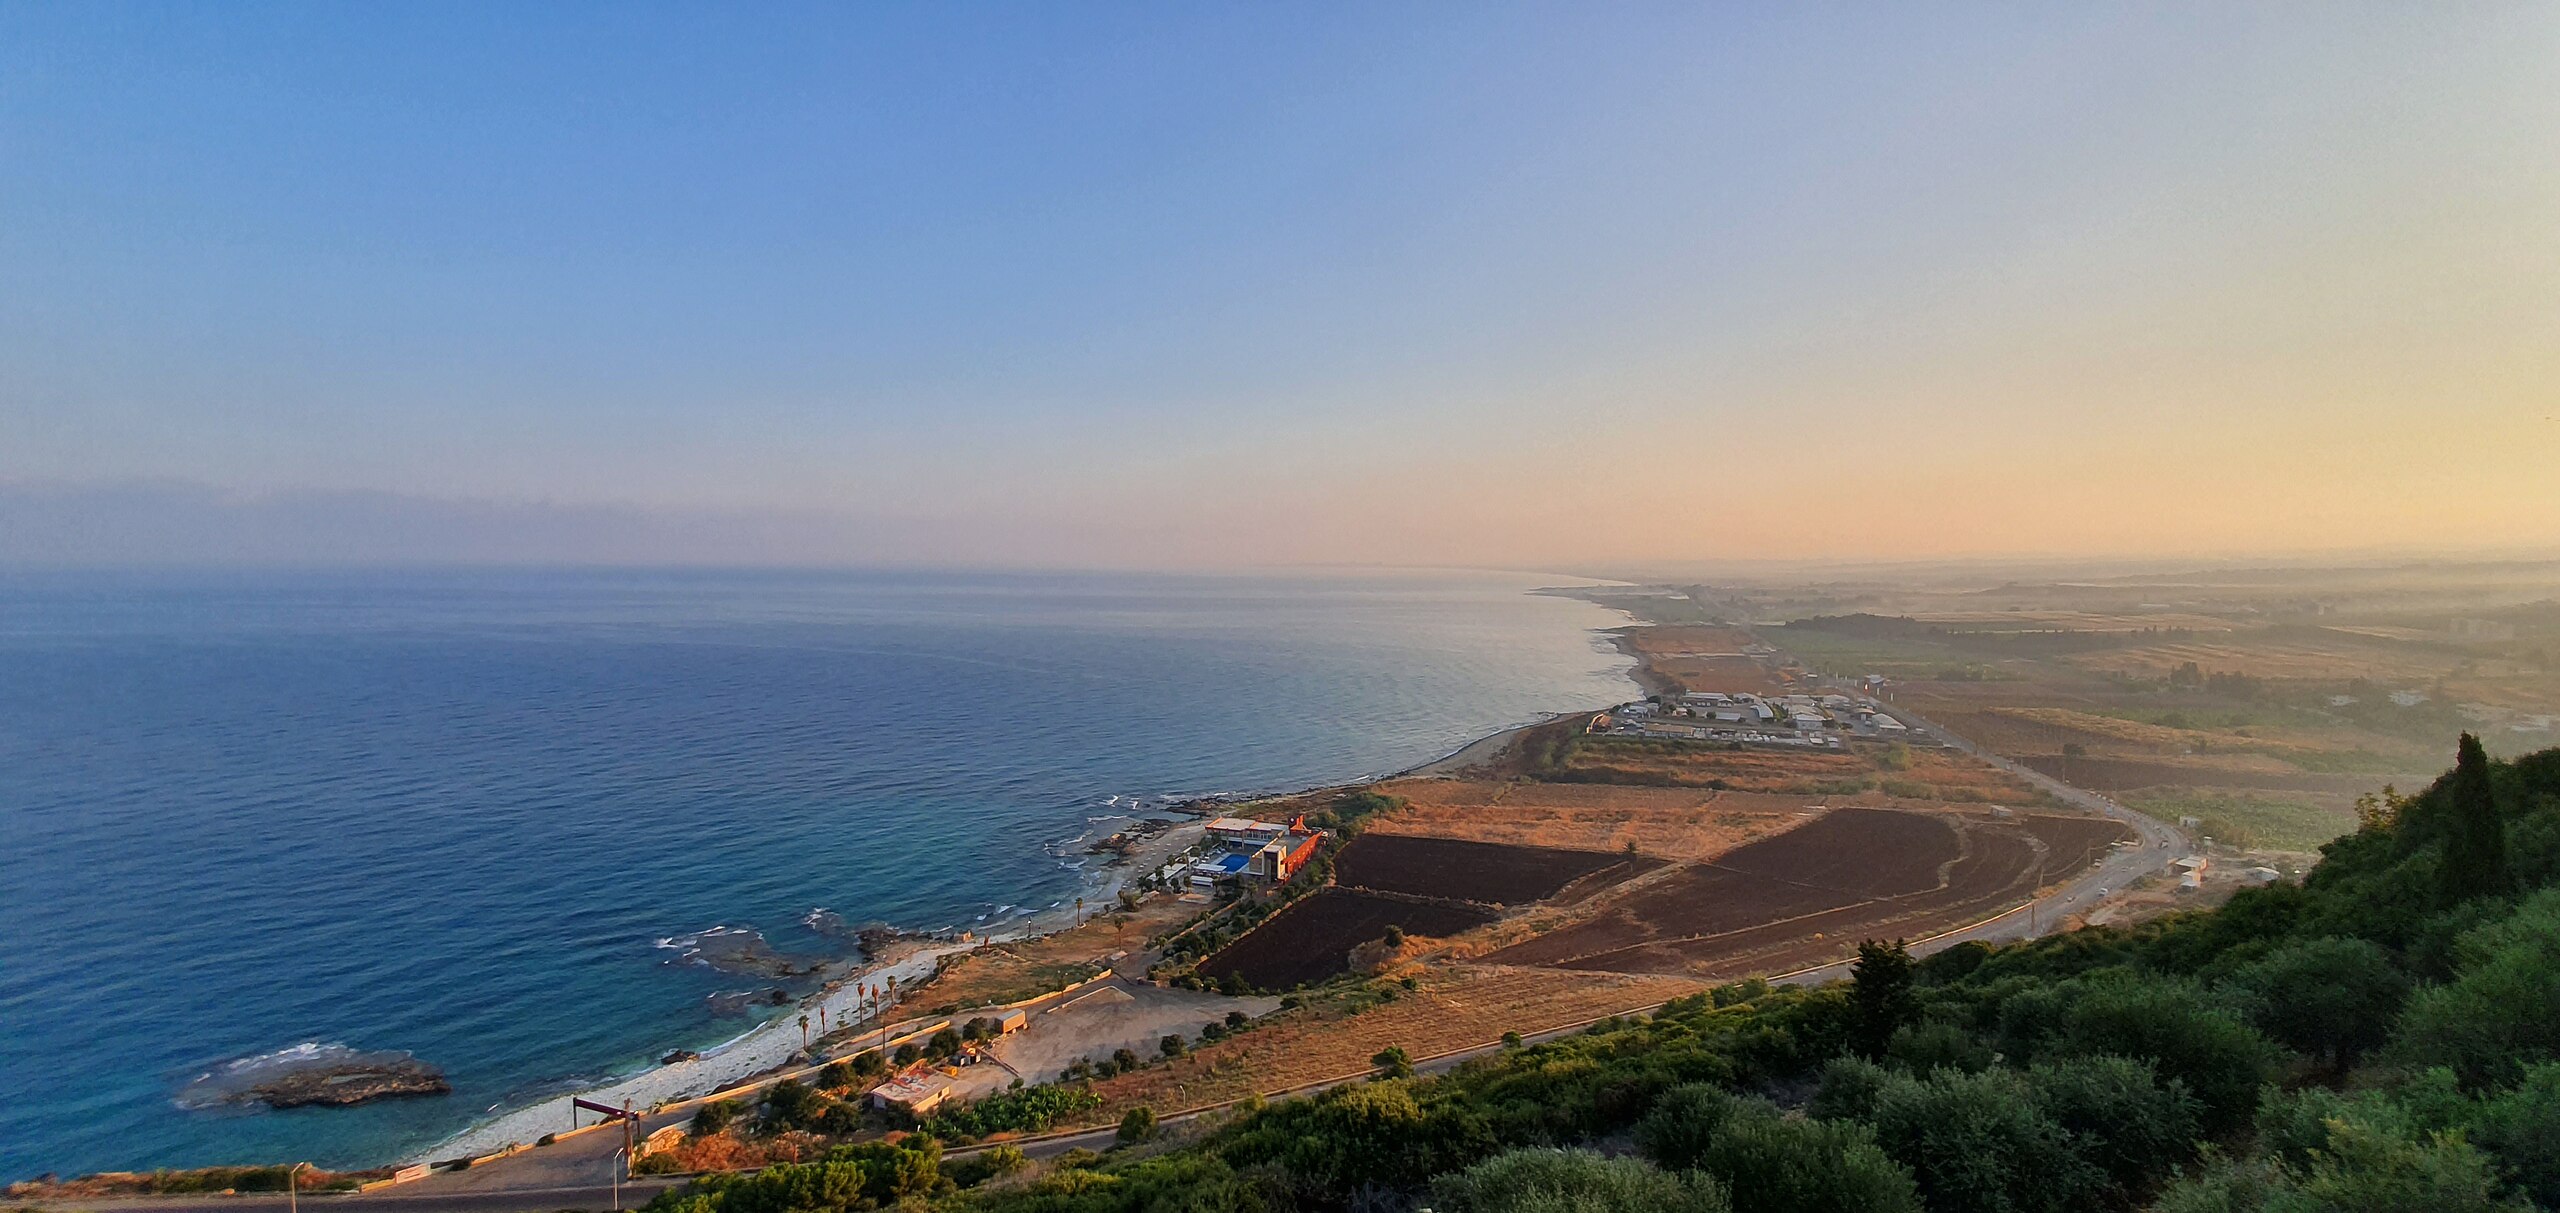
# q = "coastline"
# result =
<box><xmin>410</xmin><ymin>701</ymin><xmax>1629</xmax><ymax>1167</ymax></box>
<box><xmin>2</xmin><ymin>569</ymin><xmax>1652</xmax><ymax>1184</ymax></box>
<box><xmin>405</xmin><ymin>605</ymin><xmax>1649</xmax><ymax>1167</ymax></box>
<box><xmin>416</xmin><ymin>818</ymin><xmax>1203</xmax><ymax>1164</ymax></box>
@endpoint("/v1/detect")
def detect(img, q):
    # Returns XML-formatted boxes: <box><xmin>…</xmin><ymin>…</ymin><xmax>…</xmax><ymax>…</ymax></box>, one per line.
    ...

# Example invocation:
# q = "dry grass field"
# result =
<box><xmin>1619</xmin><ymin>624</ymin><xmax>1793</xmax><ymax>694</ymax></box>
<box><xmin>1365</xmin><ymin>778</ymin><xmax>1803</xmax><ymax>861</ymax></box>
<box><xmin>1554</xmin><ymin>736</ymin><xmax>2045</xmax><ymax>803</ymax></box>
<box><xmin>1055</xmin><ymin>966</ymin><xmax>1707</xmax><ymax>1129</ymax></box>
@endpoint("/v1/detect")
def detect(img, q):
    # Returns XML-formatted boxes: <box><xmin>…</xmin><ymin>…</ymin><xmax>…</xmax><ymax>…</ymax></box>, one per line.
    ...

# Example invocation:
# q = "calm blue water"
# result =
<box><xmin>0</xmin><ymin>568</ymin><xmax>1631</xmax><ymax>1179</ymax></box>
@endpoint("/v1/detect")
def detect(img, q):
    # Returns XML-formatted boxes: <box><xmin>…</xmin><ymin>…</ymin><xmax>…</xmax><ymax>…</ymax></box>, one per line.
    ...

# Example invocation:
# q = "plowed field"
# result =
<box><xmin>1483</xmin><ymin>808</ymin><xmax>2115</xmax><ymax>979</ymax></box>
<box><xmin>1332</xmin><ymin>834</ymin><xmax>1665</xmax><ymax>905</ymax></box>
<box><xmin>1199</xmin><ymin>889</ymin><xmax>1494</xmax><ymax>991</ymax></box>
<box><xmin>2019</xmin><ymin>814</ymin><xmax>2133</xmax><ymax>881</ymax></box>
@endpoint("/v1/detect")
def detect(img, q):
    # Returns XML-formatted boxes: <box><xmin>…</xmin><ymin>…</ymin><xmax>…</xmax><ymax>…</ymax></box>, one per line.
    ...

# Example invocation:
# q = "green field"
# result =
<box><xmin>2122</xmin><ymin>789</ymin><xmax>2356</xmax><ymax>851</ymax></box>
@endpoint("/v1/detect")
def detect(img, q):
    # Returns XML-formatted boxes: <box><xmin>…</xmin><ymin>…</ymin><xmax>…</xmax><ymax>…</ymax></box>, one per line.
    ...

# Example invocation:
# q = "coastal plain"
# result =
<box><xmin>23</xmin><ymin>559</ymin><xmax>2557</xmax><ymax>1201</ymax></box>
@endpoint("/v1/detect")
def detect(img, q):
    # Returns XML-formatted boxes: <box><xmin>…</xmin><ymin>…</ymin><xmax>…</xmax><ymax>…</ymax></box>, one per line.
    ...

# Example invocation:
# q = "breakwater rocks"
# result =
<box><xmin>176</xmin><ymin>1043</ymin><xmax>450</xmax><ymax>1111</ymax></box>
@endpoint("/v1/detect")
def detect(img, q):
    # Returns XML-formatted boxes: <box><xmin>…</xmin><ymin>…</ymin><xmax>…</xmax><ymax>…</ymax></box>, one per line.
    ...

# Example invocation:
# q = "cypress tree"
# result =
<box><xmin>2444</xmin><ymin>733</ymin><xmax>2508</xmax><ymax>899</ymax></box>
<box><xmin>1852</xmin><ymin>938</ymin><xmax>1917</xmax><ymax>1059</ymax></box>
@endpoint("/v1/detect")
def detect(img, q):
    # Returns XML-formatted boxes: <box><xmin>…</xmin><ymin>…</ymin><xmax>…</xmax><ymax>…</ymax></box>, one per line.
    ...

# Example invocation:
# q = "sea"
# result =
<box><xmin>0</xmin><ymin>568</ymin><xmax>1634</xmax><ymax>1180</ymax></box>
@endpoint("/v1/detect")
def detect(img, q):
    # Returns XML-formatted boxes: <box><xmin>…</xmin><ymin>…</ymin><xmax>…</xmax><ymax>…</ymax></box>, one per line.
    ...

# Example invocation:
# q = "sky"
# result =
<box><xmin>3</xmin><ymin>3</ymin><xmax>2556</xmax><ymax>570</ymax></box>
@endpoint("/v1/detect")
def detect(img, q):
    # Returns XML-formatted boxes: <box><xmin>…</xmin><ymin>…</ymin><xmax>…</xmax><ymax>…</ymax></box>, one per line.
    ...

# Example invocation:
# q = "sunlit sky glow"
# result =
<box><xmin>4</xmin><ymin>3</ymin><xmax>2556</xmax><ymax>569</ymax></box>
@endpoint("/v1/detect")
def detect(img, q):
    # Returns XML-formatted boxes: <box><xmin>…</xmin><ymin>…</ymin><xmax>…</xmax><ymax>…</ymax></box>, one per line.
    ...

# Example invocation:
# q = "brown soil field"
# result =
<box><xmin>1333</xmin><ymin>833</ymin><xmax>1665</xmax><ymax>905</ymax></box>
<box><xmin>906</xmin><ymin>897</ymin><xmax>1197</xmax><ymax>1012</ymax></box>
<box><xmin>1199</xmin><ymin>889</ymin><xmax>1495</xmax><ymax>991</ymax></box>
<box><xmin>1714</xmin><ymin>807</ymin><xmax>1966</xmax><ymax>894</ymax></box>
<box><xmin>1483</xmin><ymin>808</ymin><xmax>2111</xmax><ymax>979</ymax></box>
<box><xmin>1364</xmin><ymin>779</ymin><xmax>1805</xmax><ymax>862</ymax></box>
<box><xmin>1063</xmin><ymin>965</ymin><xmax>1707</xmax><ymax>1127</ymax></box>
<box><xmin>2018</xmin><ymin>814</ymin><xmax>2134</xmax><ymax>880</ymax></box>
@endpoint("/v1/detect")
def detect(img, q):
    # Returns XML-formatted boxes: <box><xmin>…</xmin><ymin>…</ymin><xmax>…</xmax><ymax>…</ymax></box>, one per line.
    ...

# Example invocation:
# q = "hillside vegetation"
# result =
<box><xmin>644</xmin><ymin>736</ymin><xmax>2560</xmax><ymax>1213</ymax></box>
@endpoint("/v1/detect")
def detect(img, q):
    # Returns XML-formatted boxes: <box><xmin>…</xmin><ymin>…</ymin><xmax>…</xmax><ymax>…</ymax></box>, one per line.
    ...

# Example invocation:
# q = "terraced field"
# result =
<box><xmin>1483</xmin><ymin>808</ymin><xmax>2121</xmax><ymax>979</ymax></box>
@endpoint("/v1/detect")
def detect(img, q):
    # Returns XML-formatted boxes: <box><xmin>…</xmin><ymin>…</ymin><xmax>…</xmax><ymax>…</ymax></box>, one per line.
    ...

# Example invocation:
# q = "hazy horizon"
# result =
<box><xmin>7</xmin><ymin>5</ymin><xmax>2557</xmax><ymax>569</ymax></box>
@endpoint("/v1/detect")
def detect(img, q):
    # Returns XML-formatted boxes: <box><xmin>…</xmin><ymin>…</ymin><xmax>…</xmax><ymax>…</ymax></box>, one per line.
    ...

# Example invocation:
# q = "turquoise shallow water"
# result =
<box><xmin>0</xmin><ymin>568</ymin><xmax>1631</xmax><ymax>1179</ymax></box>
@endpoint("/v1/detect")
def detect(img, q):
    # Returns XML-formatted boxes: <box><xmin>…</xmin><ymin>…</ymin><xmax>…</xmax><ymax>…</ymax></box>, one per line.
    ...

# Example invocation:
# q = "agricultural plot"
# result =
<box><xmin>2120</xmin><ymin>790</ymin><xmax>2358</xmax><ymax>852</ymax></box>
<box><xmin>1198</xmin><ymin>889</ymin><xmax>1493</xmax><ymax>991</ymax></box>
<box><xmin>1557</xmin><ymin>735</ymin><xmax>2042</xmax><ymax>803</ymax></box>
<box><xmin>2065</xmin><ymin>640</ymin><xmax>2457</xmax><ymax>684</ymax></box>
<box><xmin>2017</xmin><ymin>753</ymin><xmax>2379</xmax><ymax>794</ymax></box>
<box><xmin>1483</xmin><ymin>808</ymin><xmax>2113</xmax><ymax>979</ymax></box>
<box><xmin>1365</xmin><ymin>779</ymin><xmax>1804</xmax><ymax>861</ymax></box>
<box><xmin>1711</xmin><ymin>806</ymin><xmax>1963</xmax><ymax>895</ymax></box>
<box><xmin>1331</xmin><ymin>834</ymin><xmax>1664</xmax><ymax>906</ymax></box>
<box><xmin>2018</xmin><ymin>813</ymin><xmax>2135</xmax><ymax>881</ymax></box>
<box><xmin>1620</xmin><ymin>625</ymin><xmax>1792</xmax><ymax>694</ymax></box>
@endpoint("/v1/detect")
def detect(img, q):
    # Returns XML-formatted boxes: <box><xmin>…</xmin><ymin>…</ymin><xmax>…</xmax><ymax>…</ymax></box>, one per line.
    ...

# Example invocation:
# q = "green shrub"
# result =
<box><xmin>1632</xmin><ymin>1083</ymin><xmax>1742</xmax><ymax>1169</ymax></box>
<box><xmin>941</xmin><ymin>1144</ymin><xmax>1028</xmax><ymax>1189</ymax></box>
<box><xmin>1430</xmin><ymin>1148</ymin><xmax>1729</xmax><ymax>1213</ymax></box>
<box><xmin>689</xmin><ymin>1099</ymin><xmax>740</xmax><ymax>1137</ymax></box>
<box><xmin>1694</xmin><ymin>1104</ymin><xmax>1920</xmax><ymax>1213</ymax></box>
<box><xmin>2223</xmin><ymin>935</ymin><xmax>2410</xmax><ymax>1067</ymax></box>
<box><xmin>1867</xmin><ymin>1067</ymin><xmax>2104</xmax><ymax>1213</ymax></box>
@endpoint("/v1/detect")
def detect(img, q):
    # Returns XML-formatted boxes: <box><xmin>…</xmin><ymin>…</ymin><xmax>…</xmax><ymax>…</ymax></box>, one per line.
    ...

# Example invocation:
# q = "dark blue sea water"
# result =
<box><xmin>0</xmin><ymin>568</ymin><xmax>1632</xmax><ymax>1179</ymax></box>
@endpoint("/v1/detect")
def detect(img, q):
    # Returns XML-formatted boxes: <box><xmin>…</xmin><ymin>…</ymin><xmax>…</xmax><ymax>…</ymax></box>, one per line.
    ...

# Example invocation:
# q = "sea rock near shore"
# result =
<box><xmin>247</xmin><ymin>1058</ymin><xmax>450</xmax><ymax>1108</ymax></box>
<box><xmin>176</xmin><ymin>1043</ymin><xmax>450</xmax><ymax>1111</ymax></box>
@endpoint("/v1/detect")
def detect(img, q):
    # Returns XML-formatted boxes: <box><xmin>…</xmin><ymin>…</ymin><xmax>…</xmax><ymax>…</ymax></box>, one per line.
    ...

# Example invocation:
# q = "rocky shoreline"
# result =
<box><xmin>229</xmin><ymin>1057</ymin><xmax>451</xmax><ymax>1110</ymax></box>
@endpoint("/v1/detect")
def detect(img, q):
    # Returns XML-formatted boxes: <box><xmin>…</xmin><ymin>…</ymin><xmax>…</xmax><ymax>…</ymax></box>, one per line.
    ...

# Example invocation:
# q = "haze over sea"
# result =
<box><xmin>0</xmin><ymin>568</ymin><xmax>1633</xmax><ymax>1179</ymax></box>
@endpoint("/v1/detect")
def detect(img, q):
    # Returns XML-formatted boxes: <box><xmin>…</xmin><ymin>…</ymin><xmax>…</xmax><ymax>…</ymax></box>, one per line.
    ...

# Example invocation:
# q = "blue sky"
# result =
<box><xmin>4</xmin><ymin>4</ymin><xmax>2555</xmax><ymax>567</ymax></box>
